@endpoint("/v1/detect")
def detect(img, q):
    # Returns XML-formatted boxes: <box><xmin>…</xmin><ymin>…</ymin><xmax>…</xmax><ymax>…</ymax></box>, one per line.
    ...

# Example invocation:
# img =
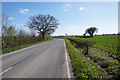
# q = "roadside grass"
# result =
<box><xmin>2</xmin><ymin>39</ymin><xmax>53</xmax><ymax>54</ymax></box>
<box><xmin>88</xmin><ymin>48</ymin><xmax>120</xmax><ymax>79</ymax></box>
<box><xmin>66</xmin><ymin>37</ymin><xmax>120</xmax><ymax>79</ymax></box>
<box><xmin>65</xmin><ymin>38</ymin><xmax>108</xmax><ymax>79</ymax></box>
<box><xmin>75</xmin><ymin>35</ymin><xmax>119</xmax><ymax>52</ymax></box>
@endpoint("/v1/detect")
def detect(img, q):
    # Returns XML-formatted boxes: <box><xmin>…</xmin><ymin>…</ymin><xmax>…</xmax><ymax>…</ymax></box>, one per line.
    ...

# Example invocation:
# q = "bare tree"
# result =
<box><xmin>26</xmin><ymin>14</ymin><xmax>59</xmax><ymax>40</ymax></box>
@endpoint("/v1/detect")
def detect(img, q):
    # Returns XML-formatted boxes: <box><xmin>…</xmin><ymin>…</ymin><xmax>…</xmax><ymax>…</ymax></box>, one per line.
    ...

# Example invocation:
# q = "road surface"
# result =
<box><xmin>1</xmin><ymin>39</ymin><xmax>69</xmax><ymax>78</ymax></box>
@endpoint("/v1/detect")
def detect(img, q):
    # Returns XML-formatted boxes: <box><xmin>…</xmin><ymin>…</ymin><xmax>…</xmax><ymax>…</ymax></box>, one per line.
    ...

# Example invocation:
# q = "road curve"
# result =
<box><xmin>1</xmin><ymin>39</ymin><xmax>68</xmax><ymax>78</ymax></box>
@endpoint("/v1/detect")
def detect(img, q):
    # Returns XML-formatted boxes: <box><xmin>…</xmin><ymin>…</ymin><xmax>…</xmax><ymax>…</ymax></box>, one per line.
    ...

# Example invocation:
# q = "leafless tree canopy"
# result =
<box><xmin>26</xmin><ymin>14</ymin><xmax>59</xmax><ymax>39</ymax></box>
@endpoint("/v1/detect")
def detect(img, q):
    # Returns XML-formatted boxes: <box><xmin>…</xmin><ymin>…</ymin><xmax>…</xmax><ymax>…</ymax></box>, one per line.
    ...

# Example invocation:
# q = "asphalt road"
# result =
<box><xmin>1</xmin><ymin>39</ymin><xmax>69</xmax><ymax>78</ymax></box>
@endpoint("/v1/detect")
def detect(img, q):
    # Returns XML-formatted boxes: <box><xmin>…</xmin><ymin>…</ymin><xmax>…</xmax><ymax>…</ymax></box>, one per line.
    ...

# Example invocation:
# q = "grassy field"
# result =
<box><xmin>64</xmin><ymin>35</ymin><xmax>120</xmax><ymax>79</ymax></box>
<box><xmin>76</xmin><ymin>35</ymin><xmax>119</xmax><ymax>52</ymax></box>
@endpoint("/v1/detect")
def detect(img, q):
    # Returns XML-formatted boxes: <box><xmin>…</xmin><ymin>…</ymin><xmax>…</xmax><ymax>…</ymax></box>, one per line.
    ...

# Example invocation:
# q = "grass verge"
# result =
<box><xmin>66</xmin><ymin>37</ymin><xmax>120</xmax><ymax>79</ymax></box>
<box><xmin>64</xmin><ymin>38</ymin><xmax>108</xmax><ymax>79</ymax></box>
<box><xmin>2</xmin><ymin>39</ymin><xmax>53</xmax><ymax>54</ymax></box>
<box><xmin>88</xmin><ymin>48</ymin><xmax>120</xmax><ymax>79</ymax></box>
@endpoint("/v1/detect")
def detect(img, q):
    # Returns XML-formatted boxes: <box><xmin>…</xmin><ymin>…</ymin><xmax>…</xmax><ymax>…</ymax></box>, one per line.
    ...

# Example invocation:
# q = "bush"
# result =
<box><xmin>67</xmin><ymin>38</ymin><xmax>95</xmax><ymax>55</ymax></box>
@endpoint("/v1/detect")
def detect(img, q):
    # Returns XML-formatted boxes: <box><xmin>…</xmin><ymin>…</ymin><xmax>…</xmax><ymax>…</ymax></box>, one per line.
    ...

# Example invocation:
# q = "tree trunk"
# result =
<box><xmin>90</xmin><ymin>33</ymin><xmax>93</xmax><ymax>37</ymax></box>
<box><xmin>42</xmin><ymin>33</ymin><xmax>45</xmax><ymax>40</ymax></box>
<box><xmin>91</xmin><ymin>35</ymin><xmax>93</xmax><ymax>37</ymax></box>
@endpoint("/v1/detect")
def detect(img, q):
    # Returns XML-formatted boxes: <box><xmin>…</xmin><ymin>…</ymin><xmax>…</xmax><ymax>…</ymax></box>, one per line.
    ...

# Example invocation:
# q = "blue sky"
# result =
<box><xmin>2</xmin><ymin>2</ymin><xmax>118</xmax><ymax>36</ymax></box>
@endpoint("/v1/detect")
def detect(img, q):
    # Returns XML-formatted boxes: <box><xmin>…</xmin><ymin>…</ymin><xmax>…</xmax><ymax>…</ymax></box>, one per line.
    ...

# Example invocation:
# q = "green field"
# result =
<box><xmin>76</xmin><ymin>35</ymin><xmax>119</xmax><ymax>52</ymax></box>
<box><xmin>64</xmin><ymin>35</ymin><xmax>120</xmax><ymax>79</ymax></box>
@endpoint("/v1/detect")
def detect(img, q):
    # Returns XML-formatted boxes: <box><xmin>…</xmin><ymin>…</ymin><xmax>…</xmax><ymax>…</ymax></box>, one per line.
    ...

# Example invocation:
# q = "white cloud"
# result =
<box><xmin>19</xmin><ymin>9</ymin><xmax>30</xmax><ymax>14</ymax></box>
<box><xmin>65</xmin><ymin>3</ymin><xmax>72</xmax><ymax>7</ymax></box>
<box><xmin>65</xmin><ymin>4</ymin><xmax>70</xmax><ymax>7</ymax></box>
<box><xmin>64</xmin><ymin>3</ymin><xmax>72</xmax><ymax>12</ymax></box>
<box><xmin>79</xmin><ymin>7</ymin><xmax>84</xmax><ymax>10</ymax></box>
<box><xmin>8</xmin><ymin>17</ymin><xmax>14</xmax><ymax>20</ymax></box>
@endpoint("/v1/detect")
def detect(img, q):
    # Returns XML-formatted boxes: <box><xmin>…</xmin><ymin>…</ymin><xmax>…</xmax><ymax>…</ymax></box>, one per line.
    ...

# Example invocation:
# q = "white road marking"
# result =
<box><xmin>0</xmin><ymin>67</ymin><xmax>13</xmax><ymax>76</ymax></box>
<box><xmin>64</xmin><ymin>41</ymin><xmax>71</xmax><ymax>78</ymax></box>
<box><xmin>0</xmin><ymin>40</ymin><xmax>56</xmax><ymax>76</ymax></box>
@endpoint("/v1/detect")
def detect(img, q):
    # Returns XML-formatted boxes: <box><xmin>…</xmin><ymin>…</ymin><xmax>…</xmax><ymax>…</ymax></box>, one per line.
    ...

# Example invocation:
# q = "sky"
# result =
<box><xmin>2</xmin><ymin>2</ymin><xmax>118</xmax><ymax>36</ymax></box>
<box><xmin>2</xmin><ymin>0</ymin><xmax>120</xmax><ymax>2</ymax></box>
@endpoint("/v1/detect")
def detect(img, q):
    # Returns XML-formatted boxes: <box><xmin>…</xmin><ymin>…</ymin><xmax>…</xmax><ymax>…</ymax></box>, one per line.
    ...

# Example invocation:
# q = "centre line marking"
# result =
<box><xmin>0</xmin><ymin>67</ymin><xmax>13</xmax><ymax>75</ymax></box>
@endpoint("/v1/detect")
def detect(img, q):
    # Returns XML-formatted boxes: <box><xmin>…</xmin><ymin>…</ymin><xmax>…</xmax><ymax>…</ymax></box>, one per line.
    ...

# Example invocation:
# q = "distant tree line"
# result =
<box><xmin>102</xmin><ymin>33</ymin><xmax>120</xmax><ymax>35</ymax></box>
<box><xmin>2</xmin><ymin>14</ymin><xmax>58</xmax><ymax>50</ymax></box>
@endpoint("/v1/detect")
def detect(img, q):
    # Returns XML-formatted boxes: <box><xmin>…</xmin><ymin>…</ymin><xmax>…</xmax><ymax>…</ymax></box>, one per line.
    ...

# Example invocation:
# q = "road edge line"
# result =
<box><xmin>64</xmin><ymin>41</ymin><xmax>71</xmax><ymax>78</ymax></box>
